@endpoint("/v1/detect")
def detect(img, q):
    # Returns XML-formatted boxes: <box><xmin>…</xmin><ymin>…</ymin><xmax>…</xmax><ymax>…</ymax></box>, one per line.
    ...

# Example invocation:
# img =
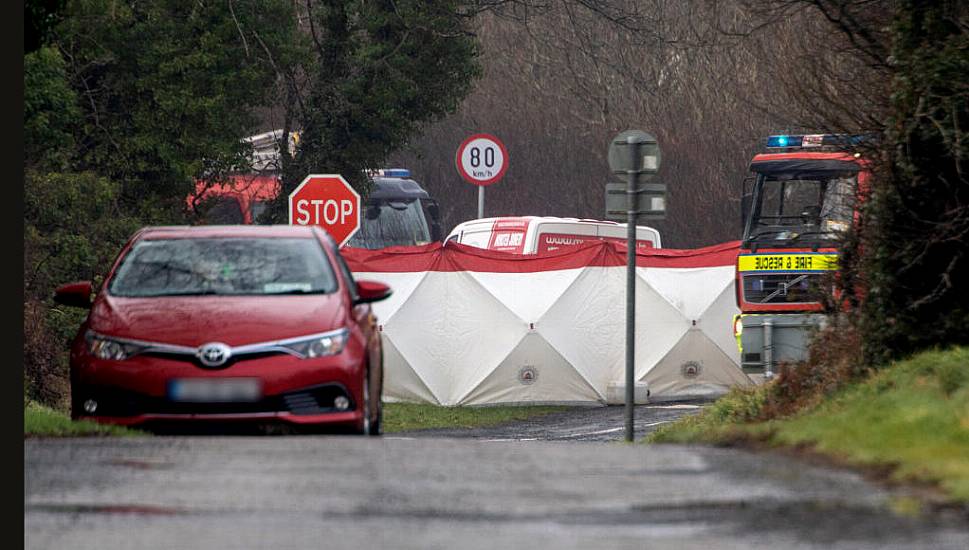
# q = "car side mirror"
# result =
<box><xmin>54</xmin><ymin>281</ymin><xmax>93</xmax><ymax>308</ymax></box>
<box><xmin>355</xmin><ymin>280</ymin><xmax>392</xmax><ymax>304</ymax></box>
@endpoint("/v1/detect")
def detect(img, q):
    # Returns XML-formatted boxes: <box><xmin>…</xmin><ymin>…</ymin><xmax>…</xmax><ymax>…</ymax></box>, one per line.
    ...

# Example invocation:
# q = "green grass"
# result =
<box><xmin>649</xmin><ymin>347</ymin><xmax>969</xmax><ymax>503</ymax></box>
<box><xmin>24</xmin><ymin>401</ymin><xmax>146</xmax><ymax>437</ymax></box>
<box><xmin>647</xmin><ymin>384</ymin><xmax>770</xmax><ymax>445</ymax></box>
<box><xmin>23</xmin><ymin>400</ymin><xmax>567</xmax><ymax>437</ymax></box>
<box><xmin>383</xmin><ymin>402</ymin><xmax>568</xmax><ymax>433</ymax></box>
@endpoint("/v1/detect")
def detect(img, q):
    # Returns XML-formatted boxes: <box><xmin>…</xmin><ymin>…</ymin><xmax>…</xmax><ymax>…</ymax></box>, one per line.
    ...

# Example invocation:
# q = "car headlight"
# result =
<box><xmin>279</xmin><ymin>329</ymin><xmax>349</xmax><ymax>358</ymax></box>
<box><xmin>85</xmin><ymin>331</ymin><xmax>148</xmax><ymax>361</ymax></box>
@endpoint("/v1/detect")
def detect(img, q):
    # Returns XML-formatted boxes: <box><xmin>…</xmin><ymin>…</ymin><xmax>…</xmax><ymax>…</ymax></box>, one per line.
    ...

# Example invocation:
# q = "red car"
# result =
<box><xmin>54</xmin><ymin>225</ymin><xmax>391</xmax><ymax>434</ymax></box>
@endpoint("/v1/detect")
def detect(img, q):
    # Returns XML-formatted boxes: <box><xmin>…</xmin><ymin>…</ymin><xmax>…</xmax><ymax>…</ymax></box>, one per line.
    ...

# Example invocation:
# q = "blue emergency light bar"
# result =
<box><xmin>767</xmin><ymin>135</ymin><xmax>801</xmax><ymax>148</ymax></box>
<box><xmin>378</xmin><ymin>168</ymin><xmax>411</xmax><ymax>178</ymax></box>
<box><xmin>766</xmin><ymin>134</ymin><xmax>872</xmax><ymax>149</ymax></box>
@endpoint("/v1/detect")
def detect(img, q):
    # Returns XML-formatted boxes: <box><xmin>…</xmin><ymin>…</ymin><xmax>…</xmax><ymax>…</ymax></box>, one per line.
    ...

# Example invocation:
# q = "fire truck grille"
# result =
<box><xmin>742</xmin><ymin>273</ymin><xmax>827</xmax><ymax>305</ymax></box>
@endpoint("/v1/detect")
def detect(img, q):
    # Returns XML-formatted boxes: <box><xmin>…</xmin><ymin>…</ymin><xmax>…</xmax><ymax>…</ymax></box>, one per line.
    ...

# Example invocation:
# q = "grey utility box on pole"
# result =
<box><xmin>606</xmin><ymin>130</ymin><xmax>664</xmax><ymax>443</ymax></box>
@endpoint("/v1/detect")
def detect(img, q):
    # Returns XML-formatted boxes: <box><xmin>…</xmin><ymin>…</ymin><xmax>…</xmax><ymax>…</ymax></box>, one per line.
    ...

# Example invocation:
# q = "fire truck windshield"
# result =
<box><xmin>746</xmin><ymin>173</ymin><xmax>856</xmax><ymax>245</ymax></box>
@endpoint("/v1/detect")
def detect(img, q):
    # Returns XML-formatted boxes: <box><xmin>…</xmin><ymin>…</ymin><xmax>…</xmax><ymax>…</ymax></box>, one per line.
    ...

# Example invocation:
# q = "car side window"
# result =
<box><xmin>334</xmin><ymin>252</ymin><xmax>359</xmax><ymax>302</ymax></box>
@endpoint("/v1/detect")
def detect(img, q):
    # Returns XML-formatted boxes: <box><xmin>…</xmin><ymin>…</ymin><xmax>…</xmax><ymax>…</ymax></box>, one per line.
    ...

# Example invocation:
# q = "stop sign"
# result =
<box><xmin>288</xmin><ymin>174</ymin><xmax>361</xmax><ymax>247</ymax></box>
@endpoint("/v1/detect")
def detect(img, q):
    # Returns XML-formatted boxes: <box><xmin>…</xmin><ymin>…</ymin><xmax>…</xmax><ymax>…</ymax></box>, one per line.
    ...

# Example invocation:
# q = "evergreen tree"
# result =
<box><xmin>269</xmin><ymin>0</ymin><xmax>481</xmax><ymax>220</ymax></box>
<box><xmin>859</xmin><ymin>0</ymin><xmax>969</xmax><ymax>362</ymax></box>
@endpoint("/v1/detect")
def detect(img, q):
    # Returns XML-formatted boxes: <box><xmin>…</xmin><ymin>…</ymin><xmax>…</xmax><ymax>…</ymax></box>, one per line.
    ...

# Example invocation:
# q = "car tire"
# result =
<box><xmin>369</xmin><ymin>396</ymin><xmax>383</xmax><ymax>437</ymax></box>
<box><xmin>358</xmin><ymin>369</ymin><xmax>371</xmax><ymax>436</ymax></box>
<box><xmin>69</xmin><ymin>377</ymin><xmax>81</xmax><ymax>420</ymax></box>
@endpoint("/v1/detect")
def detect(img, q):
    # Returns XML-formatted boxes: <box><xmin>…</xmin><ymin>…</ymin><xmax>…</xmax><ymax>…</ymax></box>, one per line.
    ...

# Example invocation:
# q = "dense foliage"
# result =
<box><xmin>857</xmin><ymin>1</ymin><xmax>969</xmax><ymax>363</ymax></box>
<box><xmin>23</xmin><ymin>0</ymin><xmax>480</xmax><ymax>407</ymax></box>
<box><xmin>56</xmin><ymin>0</ymin><xmax>294</xmax><ymax>209</ymax></box>
<box><xmin>267</xmin><ymin>0</ymin><xmax>481</xmax><ymax>221</ymax></box>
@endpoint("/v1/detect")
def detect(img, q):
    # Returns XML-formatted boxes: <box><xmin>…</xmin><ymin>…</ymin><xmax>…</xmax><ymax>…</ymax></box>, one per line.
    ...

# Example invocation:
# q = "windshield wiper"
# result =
<box><xmin>137</xmin><ymin>289</ymin><xmax>222</xmax><ymax>297</ymax></box>
<box><xmin>760</xmin><ymin>274</ymin><xmax>811</xmax><ymax>303</ymax></box>
<box><xmin>745</xmin><ymin>229</ymin><xmax>792</xmax><ymax>244</ymax></box>
<box><xmin>785</xmin><ymin>230</ymin><xmax>838</xmax><ymax>248</ymax></box>
<box><xmin>263</xmin><ymin>289</ymin><xmax>330</xmax><ymax>295</ymax></box>
<box><xmin>746</xmin><ymin>231</ymin><xmax>779</xmax><ymax>242</ymax></box>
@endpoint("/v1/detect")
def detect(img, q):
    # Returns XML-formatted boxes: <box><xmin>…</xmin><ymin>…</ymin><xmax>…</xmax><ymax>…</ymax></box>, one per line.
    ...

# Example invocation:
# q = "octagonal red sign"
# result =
<box><xmin>288</xmin><ymin>174</ymin><xmax>361</xmax><ymax>247</ymax></box>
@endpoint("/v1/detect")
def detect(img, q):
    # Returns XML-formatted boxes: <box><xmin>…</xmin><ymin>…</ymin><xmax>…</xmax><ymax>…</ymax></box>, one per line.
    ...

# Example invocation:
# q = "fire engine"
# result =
<box><xmin>733</xmin><ymin>134</ymin><xmax>869</xmax><ymax>377</ymax></box>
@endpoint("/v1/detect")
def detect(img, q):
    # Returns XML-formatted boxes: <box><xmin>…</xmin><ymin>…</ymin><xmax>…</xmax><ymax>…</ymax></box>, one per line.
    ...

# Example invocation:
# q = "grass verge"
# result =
<box><xmin>23</xmin><ymin>401</ymin><xmax>567</xmax><ymax>437</ymax></box>
<box><xmin>24</xmin><ymin>401</ymin><xmax>145</xmax><ymax>437</ymax></box>
<box><xmin>648</xmin><ymin>346</ymin><xmax>969</xmax><ymax>504</ymax></box>
<box><xmin>383</xmin><ymin>403</ymin><xmax>568</xmax><ymax>433</ymax></box>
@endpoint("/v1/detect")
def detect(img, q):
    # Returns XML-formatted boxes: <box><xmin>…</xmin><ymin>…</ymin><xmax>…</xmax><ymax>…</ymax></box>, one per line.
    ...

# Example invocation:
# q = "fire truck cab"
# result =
<box><xmin>734</xmin><ymin>134</ymin><xmax>869</xmax><ymax>376</ymax></box>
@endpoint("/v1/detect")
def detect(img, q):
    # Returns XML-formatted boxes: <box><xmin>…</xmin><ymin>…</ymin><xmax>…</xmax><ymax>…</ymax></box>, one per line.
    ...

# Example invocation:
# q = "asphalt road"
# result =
<box><xmin>394</xmin><ymin>402</ymin><xmax>706</xmax><ymax>442</ymax></box>
<box><xmin>25</xmin><ymin>407</ymin><xmax>969</xmax><ymax>549</ymax></box>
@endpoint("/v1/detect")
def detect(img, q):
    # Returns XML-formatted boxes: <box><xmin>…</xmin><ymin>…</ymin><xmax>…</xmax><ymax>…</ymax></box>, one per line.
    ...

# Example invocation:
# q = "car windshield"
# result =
<box><xmin>109</xmin><ymin>238</ymin><xmax>338</xmax><ymax>297</ymax></box>
<box><xmin>347</xmin><ymin>199</ymin><xmax>431</xmax><ymax>249</ymax></box>
<box><xmin>747</xmin><ymin>173</ymin><xmax>856</xmax><ymax>243</ymax></box>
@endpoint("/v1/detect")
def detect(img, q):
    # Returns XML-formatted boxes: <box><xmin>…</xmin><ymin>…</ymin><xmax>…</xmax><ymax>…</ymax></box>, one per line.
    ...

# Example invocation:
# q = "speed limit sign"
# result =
<box><xmin>455</xmin><ymin>133</ymin><xmax>508</xmax><ymax>187</ymax></box>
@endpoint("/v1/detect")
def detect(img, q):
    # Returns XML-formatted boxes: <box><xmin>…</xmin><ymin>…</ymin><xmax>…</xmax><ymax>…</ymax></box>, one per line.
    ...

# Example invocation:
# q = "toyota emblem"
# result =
<box><xmin>197</xmin><ymin>342</ymin><xmax>232</xmax><ymax>368</ymax></box>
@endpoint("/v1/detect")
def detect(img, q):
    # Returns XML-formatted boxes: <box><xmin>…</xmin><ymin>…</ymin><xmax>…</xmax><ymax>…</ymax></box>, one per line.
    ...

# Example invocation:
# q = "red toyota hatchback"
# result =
<box><xmin>54</xmin><ymin>225</ymin><xmax>391</xmax><ymax>434</ymax></box>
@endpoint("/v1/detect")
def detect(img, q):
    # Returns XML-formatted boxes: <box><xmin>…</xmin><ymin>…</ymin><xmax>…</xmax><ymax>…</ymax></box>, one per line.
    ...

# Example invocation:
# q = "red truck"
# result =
<box><xmin>734</xmin><ymin>134</ymin><xmax>870</xmax><ymax>377</ymax></box>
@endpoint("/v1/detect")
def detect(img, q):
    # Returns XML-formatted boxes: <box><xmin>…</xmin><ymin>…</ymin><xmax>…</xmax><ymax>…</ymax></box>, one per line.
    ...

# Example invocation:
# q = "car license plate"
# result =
<box><xmin>168</xmin><ymin>378</ymin><xmax>262</xmax><ymax>403</ymax></box>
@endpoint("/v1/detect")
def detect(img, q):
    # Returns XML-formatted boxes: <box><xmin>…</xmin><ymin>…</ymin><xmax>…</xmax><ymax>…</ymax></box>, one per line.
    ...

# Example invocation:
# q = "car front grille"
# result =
<box><xmin>76</xmin><ymin>383</ymin><xmax>354</xmax><ymax>417</ymax></box>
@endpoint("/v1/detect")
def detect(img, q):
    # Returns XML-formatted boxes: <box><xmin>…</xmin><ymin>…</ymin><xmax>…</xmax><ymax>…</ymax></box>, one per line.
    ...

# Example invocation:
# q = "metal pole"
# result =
<box><xmin>763</xmin><ymin>319</ymin><xmax>774</xmax><ymax>380</ymax></box>
<box><xmin>625</xmin><ymin>137</ymin><xmax>640</xmax><ymax>443</ymax></box>
<box><xmin>478</xmin><ymin>186</ymin><xmax>485</xmax><ymax>219</ymax></box>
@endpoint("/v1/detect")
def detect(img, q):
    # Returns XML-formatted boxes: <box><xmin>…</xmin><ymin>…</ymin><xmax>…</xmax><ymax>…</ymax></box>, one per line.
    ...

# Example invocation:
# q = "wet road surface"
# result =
<box><xmin>393</xmin><ymin>402</ymin><xmax>706</xmax><ymax>441</ymax></box>
<box><xmin>24</xmin><ymin>407</ymin><xmax>969</xmax><ymax>549</ymax></box>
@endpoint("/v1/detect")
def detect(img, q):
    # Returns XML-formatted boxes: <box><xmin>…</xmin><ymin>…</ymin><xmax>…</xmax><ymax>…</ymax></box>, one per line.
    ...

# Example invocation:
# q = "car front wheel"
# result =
<box><xmin>369</xmin><ymin>391</ymin><xmax>383</xmax><ymax>436</ymax></box>
<box><xmin>357</xmin><ymin>369</ymin><xmax>371</xmax><ymax>436</ymax></box>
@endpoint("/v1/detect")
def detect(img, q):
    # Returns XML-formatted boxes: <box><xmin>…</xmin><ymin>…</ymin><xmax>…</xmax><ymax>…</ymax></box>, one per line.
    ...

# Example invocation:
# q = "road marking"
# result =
<box><xmin>570</xmin><ymin>427</ymin><xmax>624</xmax><ymax>437</ymax></box>
<box><xmin>641</xmin><ymin>420</ymin><xmax>673</xmax><ymax>427</ymax></box>
<box><xmin>644</xmin><ymin>404</ymin><xmax>702</xmax><ymax>409</ymax></box>
<box><xmin>565</xmin><ymin>421</ymin><xmax>673</xmax><ymax>439</ymax></box>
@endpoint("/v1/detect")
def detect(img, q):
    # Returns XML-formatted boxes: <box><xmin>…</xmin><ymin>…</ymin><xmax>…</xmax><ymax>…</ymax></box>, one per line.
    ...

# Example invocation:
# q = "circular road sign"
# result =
<box><xmin>288</xmin><ymin>174</ymin><xmax>361</xmax><ymax>247</ymax></box>
<box><xmin>456</xmin><ymin>133</ymin><xmax>509</xmax><ymax>186</ymax></box>
<box><xmin>608</xmin><ymin>129</ymin><xmax>661</xmax><ymax>182</ymax></box>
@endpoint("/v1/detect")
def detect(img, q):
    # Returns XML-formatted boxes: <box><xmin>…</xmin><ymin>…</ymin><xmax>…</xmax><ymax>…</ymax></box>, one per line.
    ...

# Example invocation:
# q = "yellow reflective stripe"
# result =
<box><xmin>737</xmin><ymin>254</ymin><xmax>838</xmax><ymax>272</ymax></box>
<box><xmin>733</xmin><ymin>314</ymin><xmax>743</xmax><ymax>354</ymax></box>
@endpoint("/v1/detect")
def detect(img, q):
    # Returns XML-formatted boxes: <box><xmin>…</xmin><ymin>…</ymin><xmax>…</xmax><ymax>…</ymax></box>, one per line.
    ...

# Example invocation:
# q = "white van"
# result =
<box><xmin>445</xmin><ymin>216</ymin><xmax>661</xmax><ymax>254</ymax></box>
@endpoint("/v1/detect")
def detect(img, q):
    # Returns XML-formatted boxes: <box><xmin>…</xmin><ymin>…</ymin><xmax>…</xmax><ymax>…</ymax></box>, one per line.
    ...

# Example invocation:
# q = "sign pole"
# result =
<box><xmin>625</xmin><ymin>137</ymin><xmax>640</xmax><ymax>443</ymax></box>
<box><xmin>478</xmin><ymin>186</ymin><xmax>485</xmax><ymax>219</ymax></box>
<box><xmin>607</xmin><ymin>130</ymin><xmax>664</xmax><ymax>443</ymax></box>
